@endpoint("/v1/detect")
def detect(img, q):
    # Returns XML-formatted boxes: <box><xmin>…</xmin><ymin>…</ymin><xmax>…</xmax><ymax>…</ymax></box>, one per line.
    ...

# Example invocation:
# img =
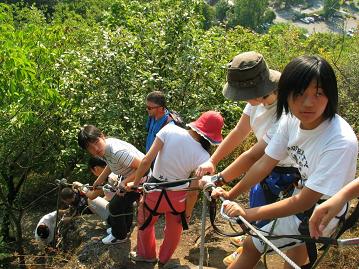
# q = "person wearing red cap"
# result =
<box><xmin>126</xmin><ymin>111</ymin><xmax>224</xmax><ymax>266</ymax></box>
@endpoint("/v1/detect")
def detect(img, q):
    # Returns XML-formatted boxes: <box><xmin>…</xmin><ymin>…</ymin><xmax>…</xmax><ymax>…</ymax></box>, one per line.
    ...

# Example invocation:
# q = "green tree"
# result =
<box><xmin>323</xmin><ymin>0</ymin><xmax>340</xmax><ymax>18</ymax></box>
<box><xmin>0</xmin><ymin>1</ymin><xmax>358</xmax><ymax>268</ymax></box>
<box><xmin>215</xmin><ymin>0</ymin><xmax>230</xmax><ymax>22</ymax></box>
<box><xmin>233</xmin><ymin>0</ymin><xmax>269</xmax><ymax>29</ymax></box>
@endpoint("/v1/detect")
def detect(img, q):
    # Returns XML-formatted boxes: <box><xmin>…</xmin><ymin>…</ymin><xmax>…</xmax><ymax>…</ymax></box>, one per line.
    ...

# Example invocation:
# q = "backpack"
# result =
<box><xmin>168</xmin><ymin>110</ymin><xmax>185</xmax><ymax>128</ymax></box>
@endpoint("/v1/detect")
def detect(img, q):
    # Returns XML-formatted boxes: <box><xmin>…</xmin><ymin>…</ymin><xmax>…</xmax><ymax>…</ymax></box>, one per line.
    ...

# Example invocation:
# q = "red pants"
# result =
<box><xmin>136</xmin><ymin>190</ymin><xmax>187</xmax><ymax>263</ymax></box>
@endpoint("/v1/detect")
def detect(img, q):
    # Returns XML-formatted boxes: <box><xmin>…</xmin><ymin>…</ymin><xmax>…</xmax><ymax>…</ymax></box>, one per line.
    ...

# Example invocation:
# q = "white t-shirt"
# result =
<box><xmin>103</xmin><ymin>138</ymin><xmax>144</xmax><ymax>179</ymax></box>
<box><xmin>266</xmin><ymin>114</ymin><xmax>358</xmax><ymax>199</ymax></box>
<box><xmin>243</xmin><ymin>102</ymin><xmax>294</xmax><ymax>167</ymax></box>
<box><xmin>34</xmin><ymin>211</ymin><xmax>57</xmax><ymax>244</ymax></box>
<box><xmin>152</xmin><ymin>125</ymin><xmax>210</xmax><ymax>189</ymax></box>
<box><xmin>243</xmin><ymin>102</ymin><xmax>277</xmax><ymax>141</ymax></box>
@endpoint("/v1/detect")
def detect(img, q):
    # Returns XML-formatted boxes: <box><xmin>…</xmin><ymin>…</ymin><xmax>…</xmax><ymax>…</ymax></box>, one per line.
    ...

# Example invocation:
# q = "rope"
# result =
<box><xmin>235</xmin><ymin>213</ymin><xmax>301</xmax><ymax>269</ymax></box>
<box><xmin>141</xmin><ymin>177</ymin><xmax>198</xmax><ymax>193</ymax></box>
<box><xmin>23</xmin><ymin>186</ymin><xmax>59</xmax><ymax>210</ymax></box>
<box><xmin>263</xmin><ymin>218</ymin><xmax>278</xmax><ymax>269</ymax></box>
<box><xmin>205</xmin><ymin>183</ymin><xmax>301</xmax><ymax>269</ymax></box>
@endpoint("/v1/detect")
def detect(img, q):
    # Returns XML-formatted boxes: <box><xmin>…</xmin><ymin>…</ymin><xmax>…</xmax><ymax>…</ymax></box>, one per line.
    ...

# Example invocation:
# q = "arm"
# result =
<box><xmin>93</xmin><ymin>165</ymin><xmax>111</xmax><ymax>188</ymax></box>
<box><xmin>185</xmin><ymin>177</ymin><xmax>200</xmax><ymax>219</ymax></box>
<box><xmin>72</xmin><ymin>181</ymin><xmax>103</xmax><ymax>200</ymax></box>
<box><xmin>86</xmin><ymin>189</ymin><xmax>103</xmax><ymax>200</ymax></box>
<box><xmin>121</xmin><ymin>156</ymin><xmax>142</xmax><ymax>185</ymax></box>
<box><xmin>224</xmin><ymin>187</ymin><xmax>323</xmax><ymax>223</ymax></box>
<box><xmin>132</xmin><ymin>137</ymin><xmax>164</xmax><ymax>187</ymax></box>
<box><xmin>309</xmin><ymin>178</ymin><xmax>359</xmax><ymax>238</ymax></box>
<box><xmin>196</xmin><ymin>114</ymin><xmax>251</xmax><ymax>176</ymax></box>
<box><xmin>227</xmin><ymin>154</ymin><xmax>278</xmax><ymax>200</ymax></box>
<box><xmin>221</xmin><ymin>139</ymin><xmax>267</xmax><ymax>183</ymax></box>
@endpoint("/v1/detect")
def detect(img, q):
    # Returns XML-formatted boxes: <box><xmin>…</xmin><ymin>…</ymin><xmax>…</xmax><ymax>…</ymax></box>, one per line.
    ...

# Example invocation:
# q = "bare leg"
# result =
<box><xmin>228</xmin><ymin>237</ymin><xmax>261</xmax><ymax>269</ymax></box>
<box><xmin>283</xmin><ymin>245</ymin><xmax>308</xmax><ymax>269</ymax></box>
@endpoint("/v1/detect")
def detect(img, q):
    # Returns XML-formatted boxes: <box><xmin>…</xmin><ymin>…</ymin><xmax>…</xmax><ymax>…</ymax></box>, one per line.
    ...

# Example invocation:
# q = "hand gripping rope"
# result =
<box><xmin>203</xmin><ymin>182</ymin><xmax>301</xmax><ymax>269</ymax></box>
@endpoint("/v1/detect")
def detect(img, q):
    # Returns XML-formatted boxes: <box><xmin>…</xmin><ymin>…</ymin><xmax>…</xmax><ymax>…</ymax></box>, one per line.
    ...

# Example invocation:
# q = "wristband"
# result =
<box><xmin>212</xmin><ymin>173</ymin><xmax>225</xmax><ymax>187</ymax></box>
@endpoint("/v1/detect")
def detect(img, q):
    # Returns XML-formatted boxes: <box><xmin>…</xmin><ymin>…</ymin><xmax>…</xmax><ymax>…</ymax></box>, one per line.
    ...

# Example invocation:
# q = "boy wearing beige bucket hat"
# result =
<box><xmin>196</xmin><ymin>51</ymin><xmax>299</xmax><ymax>266</ymax></box>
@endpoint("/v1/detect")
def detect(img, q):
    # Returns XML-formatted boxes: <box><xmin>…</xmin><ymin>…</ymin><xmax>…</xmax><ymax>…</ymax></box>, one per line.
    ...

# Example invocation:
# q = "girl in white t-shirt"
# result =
<box><xmin>127</xmin><ymin>111</ymin><xmax>224</xmax><ymax>265</ymax></box>
<box><xmin>221</xmin><ymin>55</ymin><xmax>358</xmax><ymax>269</ymax></box>
<box><xmin>197</xmin><ymin>52</ymin><xmax>298</xmax><ymax>264</ymax></box>
<box><xmin>197</xmin><ymin>52</ymin><xmax>298</xmax><ymax>212</ymax></box>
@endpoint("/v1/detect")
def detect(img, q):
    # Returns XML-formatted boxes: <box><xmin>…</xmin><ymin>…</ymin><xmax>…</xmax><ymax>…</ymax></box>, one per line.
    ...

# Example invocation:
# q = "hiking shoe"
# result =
<box><xmin>230</xmin><ymin>235</ymin><xmax>246</xmax><ymax>247</ymax></box>
<box><xmin>106</xmin><ymin>227</ymin><xmax>112</xmax><ymax>234</ymax></box>
<box><xmin>223</xmin><ymin>247</ymin><xmax>243</xmax><ymax>266</ymax></box>
<box><xmin>101</xmin><ymin>233</ymin><xmax>127</xmax><ymax>245</ymax></box>
<box><xmin>129</xmin><ymin>251</ymin><xmax>157</xmax><ymax>263</ymax></box>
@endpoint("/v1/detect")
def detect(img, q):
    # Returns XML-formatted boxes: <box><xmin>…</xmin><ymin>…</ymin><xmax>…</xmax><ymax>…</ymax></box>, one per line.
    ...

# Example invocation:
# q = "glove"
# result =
<box><xmin>103</xmin><ymin>184</ymin><xmax>115</xmax><ymax>193</ymax></box>
<box><xmin>81</xmin><ymin>183</ymin><xmax>90</xmax><ymax>194</ymax></box>
<box><xmin>72</xmin><ymin>181</ymin><xmax>83</xmax><ymax>190</ymax></box>
<box><xmin>107</xmin><ymin>174</ymin><xmax>119</xmax><ymax>186</ymax></box>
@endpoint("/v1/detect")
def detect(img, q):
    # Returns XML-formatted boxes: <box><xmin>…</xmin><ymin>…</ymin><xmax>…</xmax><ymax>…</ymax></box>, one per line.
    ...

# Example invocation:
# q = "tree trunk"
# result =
<box><xmin>14</xmin><ymin>211</ymin><xmax>26</xmax><ymax>269</ymax></box>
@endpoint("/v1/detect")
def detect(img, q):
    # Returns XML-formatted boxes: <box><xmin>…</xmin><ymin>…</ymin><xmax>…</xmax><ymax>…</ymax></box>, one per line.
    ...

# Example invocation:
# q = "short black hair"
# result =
<box><xmin>146</xmin><ymin>91</ymin><xmax>166</xmax><ymax>107</ymax></box>
<box><xmin>37</xmin><ymin>224</ymin><xmax>50</xmax><ymax>239</ymax></box>
<box><xmin>88</xmin><ymin>157</ymin><xmax>106</xmax><ymax>169</ymax></box>
<box><xmin>277</xmin><ymin>55</ymin><xmax>338</xmax><ymax>120</ymax></box>
<box><xmin>60</xmin><ymin>187</ymin><xmax>75</xmax><ymax>201</ymax></box>
<box><xmin>78</xmin><ymin>125</ymin><xmax>103</xmax><ymax>150</ymax></box>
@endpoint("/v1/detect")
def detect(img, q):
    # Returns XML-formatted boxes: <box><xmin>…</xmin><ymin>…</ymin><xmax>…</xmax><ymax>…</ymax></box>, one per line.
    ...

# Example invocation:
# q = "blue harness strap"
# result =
<box><xmin>249</xmin><ymin>166</ymin><xmax>300</xmax><ymax>227</ymax></box>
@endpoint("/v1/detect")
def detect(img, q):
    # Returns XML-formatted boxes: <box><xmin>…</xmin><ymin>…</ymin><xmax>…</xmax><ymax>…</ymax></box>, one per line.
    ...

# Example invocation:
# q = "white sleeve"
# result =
<box><xmin>243</xmin><ymin>103</ymin><xmax>252</xmax><ymax>116</ymax></box>
<box><xmin>265</xmin><ymin>116</ymin><xmax>289</xmax><ymax>161</ymax></box>
<box><xmin>305</xmin><ymin>139</ymin><xmax>358</xmax><ymax>197</ymax></box>
<box><xmin>156</xmin><ymin>124</ymin><xmax>171</xmax><ymax>143</ymax></box>
<box><xmin>263</xmin><ymin>117</ymin><xmax>280</xmax><ymax>144</ymax></box>
<box><xmin>193</xmin><ymin>151</ymin><xmax>211</xmax><ymax>170</ymax></box>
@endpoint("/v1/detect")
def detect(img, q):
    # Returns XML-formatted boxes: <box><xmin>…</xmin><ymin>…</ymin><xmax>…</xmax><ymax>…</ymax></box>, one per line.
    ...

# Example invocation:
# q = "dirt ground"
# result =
<box><xmin>11</xmin><ymin>197</ymin><xmax>359</xmax><ymax>269</ymax></box>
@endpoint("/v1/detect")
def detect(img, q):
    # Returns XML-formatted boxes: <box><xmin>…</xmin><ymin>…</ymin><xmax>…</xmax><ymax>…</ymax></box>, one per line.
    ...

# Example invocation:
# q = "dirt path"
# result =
<box><xmin>20</xmin><ymin>198</ymin><xmax>358</xmax><ymax>269</ymax></box>
<box><xmin>51</xmin><ymin>206</ymin><xmax>284</xmax><ymax>269</ymax></box>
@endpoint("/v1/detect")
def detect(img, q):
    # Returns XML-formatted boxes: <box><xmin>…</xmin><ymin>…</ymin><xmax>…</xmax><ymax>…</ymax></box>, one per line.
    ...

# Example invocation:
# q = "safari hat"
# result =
<box><xmin>187</xmin><ymin>111</ymin><xmax>224</xmax><ymax>145</ymax></box>
<box><xmin>222</xmin><ymin>51</ymin><xmax>280</xmax><ymax>101</ymax></box>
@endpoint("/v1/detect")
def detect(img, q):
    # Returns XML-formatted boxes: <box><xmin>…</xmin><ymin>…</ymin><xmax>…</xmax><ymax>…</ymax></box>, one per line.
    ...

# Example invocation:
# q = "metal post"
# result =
<box><xmin>198</xmin><ymin>193</ymin><xmax>207</xmax><ymax>269</ymax></box>
<box><xmin>52</xmin><ymin>178</ymin><xmax>67</xmax><ymax>247</ymax></box>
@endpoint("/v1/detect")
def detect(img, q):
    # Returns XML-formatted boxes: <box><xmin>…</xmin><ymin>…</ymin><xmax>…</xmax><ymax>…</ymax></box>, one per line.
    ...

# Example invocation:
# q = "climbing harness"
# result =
<box><xmin>138</xmin><ymin>176</ymin><xmax>198</xmax><ymax>231</ymax></box>
<box><xmin>205</xmin><ymin>183</ymin><xmax>359</xmax><ymax>269</ymax></box>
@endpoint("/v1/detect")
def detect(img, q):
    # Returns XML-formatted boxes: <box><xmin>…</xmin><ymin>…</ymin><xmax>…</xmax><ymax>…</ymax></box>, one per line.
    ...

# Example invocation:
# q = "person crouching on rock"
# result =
<box><xmin>77</xmin><ymin>125</ymin><xmax>145</xmax><ymax>245</ymax></box>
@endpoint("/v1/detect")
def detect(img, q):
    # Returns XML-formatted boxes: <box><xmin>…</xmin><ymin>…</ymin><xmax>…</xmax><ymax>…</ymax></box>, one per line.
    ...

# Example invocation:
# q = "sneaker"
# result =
<box><xmin>223</xmin><ymin>247</ymin><xmax>243</xmax><ymax>266</ymax></box>
<box><xmin>101</xmin><ymin>233</ymin><xmax>127</xmax><ymax>245</ymax></box>
<box><xmin>106</xmin><ymin>227</ymin><xmax>112</xmax><ymax>234</ymax></box>
<box><xmin>230</xmin><ymin>235</ymin><xmax>246</xmax><ymax>247</ymax></box>
<box><xmin>129</xmin><ymin>251</ymin><xmax>157</xmax><ymax>263</ymax></box>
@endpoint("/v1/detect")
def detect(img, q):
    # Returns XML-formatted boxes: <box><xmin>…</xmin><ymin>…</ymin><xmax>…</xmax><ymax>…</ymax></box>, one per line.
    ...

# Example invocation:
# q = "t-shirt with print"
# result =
<box><xmin>103</xmin><ymin>138</ymin><xmax>145</xmax><ymax>179</ymax></box>
<box><xmin>265</xmin><ymin>114</ymin><xmax>358</xmax><ymax>199</ymax></box>
<box><xmin>243</xmin><ymin>102</ymin><xmax>295</xmax><ymax>167</ymax></box>
<box><xmin>153</xmin><ymin>124</ymin><xmax>210</xmax><ymax>189</ymax></box>
<box><xmin>35</xmin><ymin>211</ymin><xmax>57</xmax><ymax>244</ymax></box>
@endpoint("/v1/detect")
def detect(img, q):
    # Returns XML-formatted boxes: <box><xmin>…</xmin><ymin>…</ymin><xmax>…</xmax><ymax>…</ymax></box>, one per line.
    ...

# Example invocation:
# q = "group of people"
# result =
<box><xmin>35</xmin><ymin>51</ymin><xmax>358</xmax><ymax>269</ymax></box>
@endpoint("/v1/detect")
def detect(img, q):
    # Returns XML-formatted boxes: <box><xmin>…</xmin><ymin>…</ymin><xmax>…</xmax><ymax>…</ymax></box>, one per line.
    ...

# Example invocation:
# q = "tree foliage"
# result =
<box><xmin>0</xmin><ymin>0</ymin><xmax>357</xmax><ymax>266</ymax></box>
<box><xmin>323</xmin><ymin>0</ymin><xmax>341</xmax><ymax>18</ymax></box>
<box><xmin>233</xmin><ymin>0</ymin><xmax>269</xmax><ymax>29</ymax></box>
